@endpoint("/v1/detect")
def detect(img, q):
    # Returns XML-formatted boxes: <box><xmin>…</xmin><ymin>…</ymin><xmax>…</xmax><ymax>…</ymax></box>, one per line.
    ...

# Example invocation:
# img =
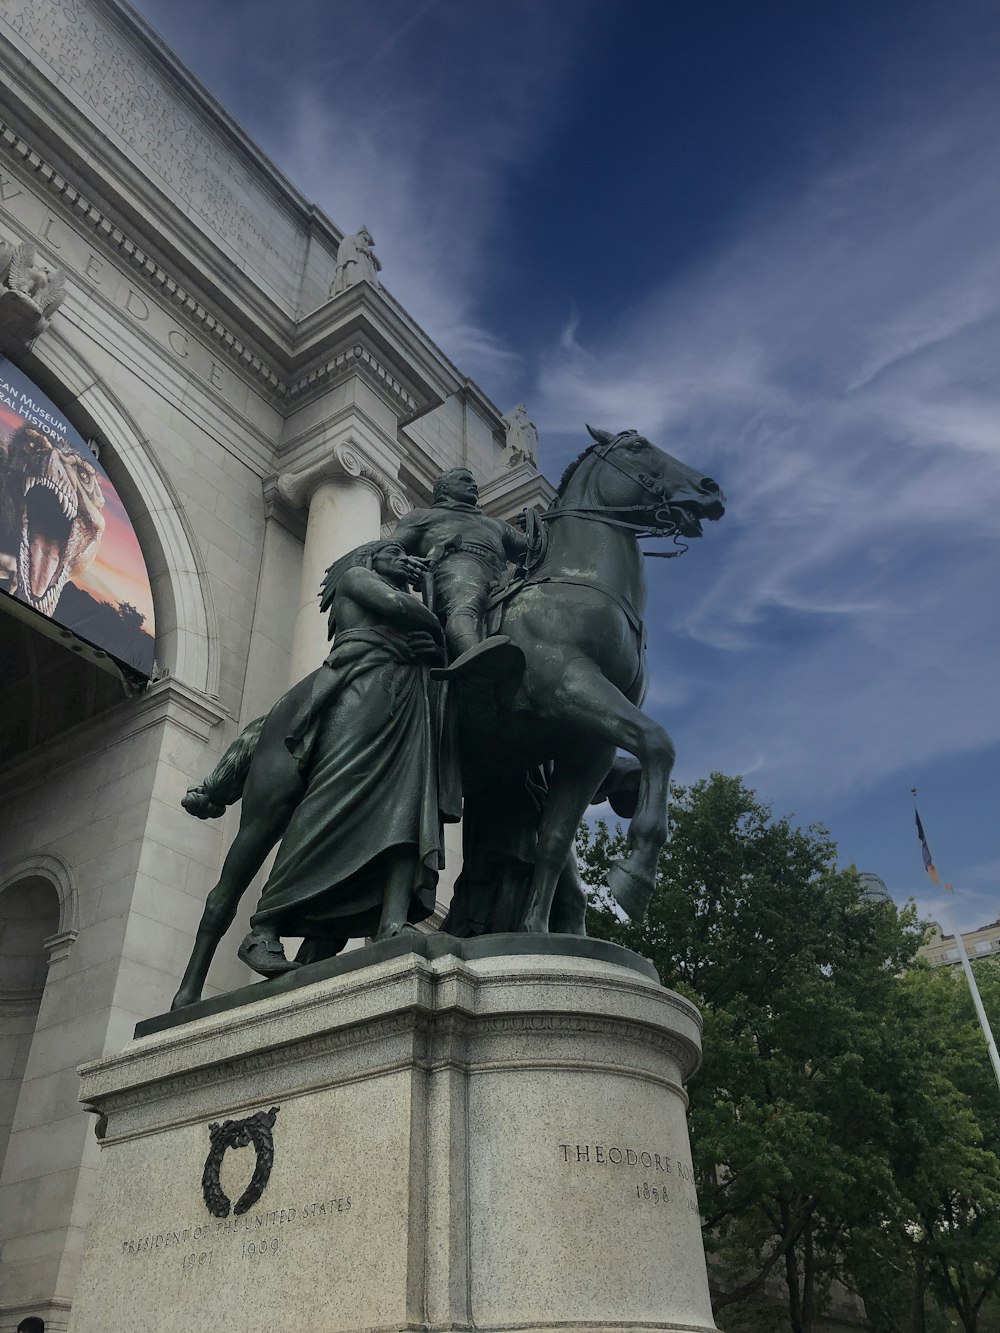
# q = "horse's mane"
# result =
<box><xmin>556</xmin><ymin>428</ymin><xmax>642</xmax><ymax>498</ymax></box>
<box><xmin>556</xmin><ymin>444</ymin><xmax>597</xmax><ymax>497</ymax></box>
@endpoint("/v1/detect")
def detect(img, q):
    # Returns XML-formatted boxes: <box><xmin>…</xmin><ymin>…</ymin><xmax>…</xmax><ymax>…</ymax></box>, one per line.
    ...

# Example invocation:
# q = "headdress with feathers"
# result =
<box><xmin>319</xmin><ymin>539</ymin><xmax>394</xmax><ymax>642</ymax></box>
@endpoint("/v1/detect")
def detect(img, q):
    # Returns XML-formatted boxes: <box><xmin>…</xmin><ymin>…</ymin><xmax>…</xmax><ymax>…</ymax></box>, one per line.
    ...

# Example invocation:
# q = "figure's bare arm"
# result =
<box><xmin>338</xmin><ymin>566</ymin><xmax>442</xmax><ymax>635</ymax></box>
<box><xmin>391</xmin><ymin>510</ymin><xmax>429</xmax><ymax>556</ymax></box>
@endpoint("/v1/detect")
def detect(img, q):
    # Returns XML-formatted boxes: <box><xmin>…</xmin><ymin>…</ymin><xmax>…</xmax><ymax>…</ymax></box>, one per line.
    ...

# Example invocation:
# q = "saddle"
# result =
<box><xmin>486</xmin><ymin>506</ymin><xmax>547</xmax><ymax>634</ymax></box>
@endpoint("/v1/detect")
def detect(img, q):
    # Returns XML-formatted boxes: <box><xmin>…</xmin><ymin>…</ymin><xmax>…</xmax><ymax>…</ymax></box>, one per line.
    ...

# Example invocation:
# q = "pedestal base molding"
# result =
<box><xmin>67</xmin><ymin>948</ymin><xmax>717</xmax><ymax>1333</ymax></box>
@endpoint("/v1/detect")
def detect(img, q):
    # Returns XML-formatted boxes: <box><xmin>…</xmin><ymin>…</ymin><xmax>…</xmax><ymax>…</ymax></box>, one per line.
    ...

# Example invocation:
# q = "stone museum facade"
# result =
<box><xmin>0</xmin><ymin>2</ymin><xmax>549</xmax><ymax>1326</ymax></box>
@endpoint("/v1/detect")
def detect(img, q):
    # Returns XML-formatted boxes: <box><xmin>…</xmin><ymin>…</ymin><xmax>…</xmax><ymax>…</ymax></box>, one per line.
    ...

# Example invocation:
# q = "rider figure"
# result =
<box><xmin>393</xmin><ymin>467</ymin><xmax>528</xmax><ymax>680</ymax></box>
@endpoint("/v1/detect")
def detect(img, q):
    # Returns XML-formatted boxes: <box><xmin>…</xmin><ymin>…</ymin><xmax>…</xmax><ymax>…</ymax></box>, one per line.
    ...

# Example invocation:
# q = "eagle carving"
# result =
<box><xmin>0</xmin><ymin>426</ymin><xmax>106</xmax><ymax>617</ymax></box>
<box><xmin>0</xmin><ymin>239</ymin><xmax>67</xmax><ymax>341</ymax></box>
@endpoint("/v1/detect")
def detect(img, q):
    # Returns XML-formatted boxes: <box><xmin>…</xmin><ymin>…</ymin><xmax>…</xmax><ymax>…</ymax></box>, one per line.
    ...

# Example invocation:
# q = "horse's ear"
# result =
<box><xmin>586</xmin><ymin>424</ymin><xmax>614</xmax><ymax>446</ymax></box>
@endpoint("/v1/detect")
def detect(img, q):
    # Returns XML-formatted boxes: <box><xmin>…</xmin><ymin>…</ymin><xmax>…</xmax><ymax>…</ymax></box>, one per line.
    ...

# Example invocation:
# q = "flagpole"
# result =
<box><xmin>950</xmin><ymin>925</ymin><xmax>1000</xmax><ymax>1095</ymax></box>
<box><xmin>912</xmin><ymin>790</ymin><xmax>1000</xmax><ymax>1097</ymax></box>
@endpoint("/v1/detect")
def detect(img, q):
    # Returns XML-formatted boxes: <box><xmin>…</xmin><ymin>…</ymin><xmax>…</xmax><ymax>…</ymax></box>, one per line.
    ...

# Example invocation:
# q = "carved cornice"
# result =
<box><xmin>276</xmin><ymin>440</ymin><xmax>411</xmax><ymax>522</ymax></box>
<box><xmin>480</xmin><ymin>463</ymin><xmax>557</xmax><ymax>523</ymax></box>
<box><xmin>88</xmin><ymin>1002</ymin><xmax>697</xmax><ymax>1128</ymax></box>
<box><xmin>0</xmin><ymin>120</ymin><xmax>287</xmax><ymax>392</ymax></box>
<box><xmin>261</xmin><ymin>474</ymin><xmax>307</xmax><ymax>542</ymax></box>
<box><xmin>286</xmin><ymin>341</ymin><xmax>417</xmax><ymax>418</ymax></box>
<box><xmin>0</xmin><ymin>124</ymin><xmax>458</xmax><ymax>425</ymax></box>
<box><xmin>89</xmin><ymin>1010</ymin><xmax>429</xmax><ymax>1129</ymax></box>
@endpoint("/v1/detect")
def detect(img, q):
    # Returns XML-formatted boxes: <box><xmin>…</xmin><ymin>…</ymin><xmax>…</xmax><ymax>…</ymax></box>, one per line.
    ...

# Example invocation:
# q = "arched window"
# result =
<box><xmin>0</xmin><ymin>874</ymin><xmax>60</xmax><ymax>1176</ymax></box>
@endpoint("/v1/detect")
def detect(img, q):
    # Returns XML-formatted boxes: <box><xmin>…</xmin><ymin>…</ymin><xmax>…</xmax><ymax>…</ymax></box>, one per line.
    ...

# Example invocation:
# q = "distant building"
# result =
<box><xmin>857</xmin><ymin>871</ymin><xmax>892</xmax><ymax>904</ymax></box>
<box><xmin>920</xmin><ymin>920</ymin><xmax>1000</xmax><ymax>967</ymax></box>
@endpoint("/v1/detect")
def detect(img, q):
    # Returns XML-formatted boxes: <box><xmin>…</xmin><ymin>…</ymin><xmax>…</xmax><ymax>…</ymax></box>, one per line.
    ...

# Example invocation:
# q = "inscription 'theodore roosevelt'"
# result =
<box><xmin>559</xmin><ymin>1143</ymin><xmax>695</xmax><ymax>1180</ymax></box>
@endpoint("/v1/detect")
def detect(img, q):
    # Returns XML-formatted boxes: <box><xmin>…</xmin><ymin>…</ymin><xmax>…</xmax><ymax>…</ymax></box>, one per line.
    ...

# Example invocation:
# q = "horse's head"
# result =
<box><xmin>577</xmin><ymin>425</ymin><xmax>725</xmax><ymax>538</ymax></box>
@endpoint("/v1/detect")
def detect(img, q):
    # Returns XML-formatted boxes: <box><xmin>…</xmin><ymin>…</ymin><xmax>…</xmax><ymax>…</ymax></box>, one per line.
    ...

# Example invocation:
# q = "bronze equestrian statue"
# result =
<box><xmin>171</xmin><ymin>426</ymin><xmax>724</xmax><ymax>1009</ymax></box>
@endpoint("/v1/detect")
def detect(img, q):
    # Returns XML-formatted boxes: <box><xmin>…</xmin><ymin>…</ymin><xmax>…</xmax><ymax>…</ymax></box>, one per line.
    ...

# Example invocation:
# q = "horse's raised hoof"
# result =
<box><xmin>237</xmin><ymin>932</ymin><xmax>301</xmax><ymax>978</ymax></box>
<box><xmin>608</xmin><ymin>861</ymin><xmax>652</xmax><ymax>922</ymax></box>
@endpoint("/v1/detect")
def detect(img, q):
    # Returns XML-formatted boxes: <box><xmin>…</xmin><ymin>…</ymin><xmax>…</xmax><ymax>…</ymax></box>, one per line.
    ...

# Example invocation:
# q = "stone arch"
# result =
<box><xmin>0</xmin><ymin>861</ymin><xmax>67</xmax><ymax>1178</ymax></box>
<box><xmin>11</xmin><ymin>332</ymin><xmax>221</xmax><ymax>696</ymax></box>
<box><xmin>0</xmin><ymin>852</ymin><xmax>79</xmax><ymax>940</ymax></box>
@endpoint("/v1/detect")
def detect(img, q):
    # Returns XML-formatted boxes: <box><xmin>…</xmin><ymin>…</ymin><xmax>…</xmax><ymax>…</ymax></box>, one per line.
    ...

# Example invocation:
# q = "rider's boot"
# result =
<box><xmin>430</xmin><ymin>634</ymin><xmax>525</xmax><ymax>684</ymax></box>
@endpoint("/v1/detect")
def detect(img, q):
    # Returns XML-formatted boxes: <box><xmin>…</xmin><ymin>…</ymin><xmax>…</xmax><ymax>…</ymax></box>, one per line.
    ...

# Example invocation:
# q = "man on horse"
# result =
<box><xmin>392</xmin><ymin>467</ymin><xmax>529</xmax><ymax>682</ymax></box>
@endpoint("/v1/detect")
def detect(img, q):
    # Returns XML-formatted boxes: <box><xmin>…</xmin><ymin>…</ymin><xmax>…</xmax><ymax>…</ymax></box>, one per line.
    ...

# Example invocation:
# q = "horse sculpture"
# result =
<box><xmin>170</xmin><ymin>426</ymin><xmax>723</xmax><ymax>1010</ymax></box>
<box><xmin>446</xmin><ymin>425</ymin><xmax>724</xmax><ymax>936</ymax></box>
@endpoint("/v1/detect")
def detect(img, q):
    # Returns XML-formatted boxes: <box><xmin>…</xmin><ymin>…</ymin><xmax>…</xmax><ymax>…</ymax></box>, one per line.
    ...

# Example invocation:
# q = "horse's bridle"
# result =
<box><xmin>542</xmin><ymin>430</ymin><xmax>694</xmax><ymax>558</ymax></box>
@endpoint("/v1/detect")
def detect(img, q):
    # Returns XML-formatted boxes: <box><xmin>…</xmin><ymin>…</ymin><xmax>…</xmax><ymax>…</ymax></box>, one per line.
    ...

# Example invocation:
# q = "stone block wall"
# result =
<box><xmin>0</xmin><ymin>2</ymin><xmax>522</xmax><ymax>1325</ymax></box>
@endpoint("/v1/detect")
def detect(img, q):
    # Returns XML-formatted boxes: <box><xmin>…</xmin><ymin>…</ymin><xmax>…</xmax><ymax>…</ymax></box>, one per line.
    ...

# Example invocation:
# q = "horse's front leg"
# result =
<box><xmin>521</xmin><ymin>745</ymin><xmax>615</xmax><ymax>933</ymax></box>
<box><xmin>522</xmin><ymin>661</ymin><xmax>675</xmax><ymax>927</ymax></box>
<box><xmin>171</xmin><ymin>759</ymin><xmax>303</xmax><ymax>1010</ymax></box>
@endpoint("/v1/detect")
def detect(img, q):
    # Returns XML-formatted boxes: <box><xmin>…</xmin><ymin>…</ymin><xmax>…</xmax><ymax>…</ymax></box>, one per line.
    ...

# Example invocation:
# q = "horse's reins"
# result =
<box><xmin>540</xmin><ymin>436</ymin><xmax>692</xmax><ymax>558</ymax></box>
<box><xmin>494</xmin><ymin>434</ymin><xmax>692</xmax><ymax>695</ymax></box>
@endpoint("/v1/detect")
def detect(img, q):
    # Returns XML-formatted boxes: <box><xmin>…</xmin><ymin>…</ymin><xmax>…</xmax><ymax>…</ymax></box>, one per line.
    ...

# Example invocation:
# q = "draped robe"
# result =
<box><xmin>250</xmin><ymin>625</ymin><xmax>459</xmax><ymax>942</ymax></box>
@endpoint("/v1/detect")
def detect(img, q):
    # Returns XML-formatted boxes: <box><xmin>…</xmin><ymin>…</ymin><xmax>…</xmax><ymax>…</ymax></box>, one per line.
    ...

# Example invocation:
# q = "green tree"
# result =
<box><xmin>579</xmin><ymin>773</ymin><xmax>925</xmax><ymax>1333</ymax></box>
<box><xmin>843</xmin><ymin>963</ymin><xmax>1000</xmax><ymax>1333</ymax></box>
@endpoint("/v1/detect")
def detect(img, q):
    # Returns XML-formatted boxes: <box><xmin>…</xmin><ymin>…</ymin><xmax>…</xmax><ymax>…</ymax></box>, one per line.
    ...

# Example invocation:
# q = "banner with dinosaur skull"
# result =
<box><xmin>0</xmin><ymin>358</ymin><xmax>155</xmax><ymax>676</ymax></box>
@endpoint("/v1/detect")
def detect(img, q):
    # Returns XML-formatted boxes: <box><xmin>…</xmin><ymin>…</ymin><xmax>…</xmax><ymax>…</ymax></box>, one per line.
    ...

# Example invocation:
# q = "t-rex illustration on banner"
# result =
<box><xmin>0</xmin><ymin>357</ymin><xmax>155</xmax><ymax>676</ymax></box>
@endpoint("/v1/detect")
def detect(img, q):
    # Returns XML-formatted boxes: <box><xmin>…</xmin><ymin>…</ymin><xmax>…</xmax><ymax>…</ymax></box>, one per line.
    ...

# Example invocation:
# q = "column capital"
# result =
<box><xmin>276</xmin><ymin>440</ymin><xmax>411</xmax><ymax>523</ymax></box>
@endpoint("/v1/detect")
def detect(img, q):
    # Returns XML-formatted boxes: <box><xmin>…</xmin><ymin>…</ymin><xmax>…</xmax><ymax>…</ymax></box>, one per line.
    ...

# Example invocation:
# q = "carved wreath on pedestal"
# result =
<box><xmin>201</xmin><ymin>1106</ymin><xmax>280</xmax><ymax>1218</ymax></box>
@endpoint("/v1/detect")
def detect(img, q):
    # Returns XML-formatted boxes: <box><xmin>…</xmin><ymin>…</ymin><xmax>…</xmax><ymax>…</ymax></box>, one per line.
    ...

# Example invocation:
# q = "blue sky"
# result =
<box><xmin>131</xmin><ymin>0</ymin><xmax>1000</xmax><ymax>935</ymax></box>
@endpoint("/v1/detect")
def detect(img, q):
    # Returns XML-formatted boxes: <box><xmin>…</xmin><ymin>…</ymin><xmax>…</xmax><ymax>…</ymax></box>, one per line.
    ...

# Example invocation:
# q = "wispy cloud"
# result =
<box><xmin>127</xmin><ymin>0</ymin><xmax>999</xmax><ymax>920</ymax></box>
<box><xmin>133</xmin><ymin>0</ymin><xmax>598</xmax><ymax>389</ymax></box>
<box><xmin>528</xmin><ymin>81</ymin><xmax>1000</xmax><ymax>809</ymax></box>
<box><xmin>254</xmin><ymin>3</ymin><xmax>594</xmax><ymax>387</ymax></box>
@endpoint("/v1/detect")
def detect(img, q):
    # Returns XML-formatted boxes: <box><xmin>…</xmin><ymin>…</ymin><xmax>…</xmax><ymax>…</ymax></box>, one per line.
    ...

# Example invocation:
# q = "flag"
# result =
<box><xmin>914</xmin><ymin>807</ymin><xmax>954</xmax><ymax>891</ymax></box>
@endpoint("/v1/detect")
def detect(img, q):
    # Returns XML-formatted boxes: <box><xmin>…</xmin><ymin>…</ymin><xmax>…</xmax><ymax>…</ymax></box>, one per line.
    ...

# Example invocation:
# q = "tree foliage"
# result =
<box><xmin>577</xmin><ymin>773</ymin><xmax>1000</xmax><ymax>1333</ymax></box>
<box><xmin>844</xmin><ymin>964</ymin><xmax>1000</xmax><ymax>1333</ymax></box>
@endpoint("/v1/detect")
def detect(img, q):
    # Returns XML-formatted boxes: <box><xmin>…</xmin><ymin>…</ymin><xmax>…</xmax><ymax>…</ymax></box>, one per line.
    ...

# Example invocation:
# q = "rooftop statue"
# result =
<box><xmin>501</xmin><ymin>403</ymin><xmax>538</xmax><ymax>468</ymax></box>
<box><xmin>173</xmin><ymin>427</ymin><xmax>724</xmax><ymax>1008</ymax></box>
<box><xmin>329</xmin><ymin>226</ymin><xmax>381</xmax><ymax>297</ymax></box>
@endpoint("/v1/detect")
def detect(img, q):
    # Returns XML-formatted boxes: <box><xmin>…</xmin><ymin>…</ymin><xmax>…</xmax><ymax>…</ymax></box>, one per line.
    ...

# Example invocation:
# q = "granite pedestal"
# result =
<box><xmin>66</xmin><ymin>938</ymin><xmax>717</xmax><ymax>1333</ymax></box>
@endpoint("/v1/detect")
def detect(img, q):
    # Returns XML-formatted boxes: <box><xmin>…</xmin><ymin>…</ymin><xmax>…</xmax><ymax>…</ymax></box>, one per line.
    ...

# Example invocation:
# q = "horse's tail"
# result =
<box><xmin>182</xmin><ymin>715</ymin><xmax>268</xmax><ymax>819</ymax></box>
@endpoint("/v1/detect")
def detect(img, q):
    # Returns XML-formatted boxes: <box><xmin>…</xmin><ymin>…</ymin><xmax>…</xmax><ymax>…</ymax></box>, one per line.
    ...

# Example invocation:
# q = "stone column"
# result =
<box><xmin>278</xmin><ymin>443</ymin><xmax>409</xmax><ymax>683</ymax></box>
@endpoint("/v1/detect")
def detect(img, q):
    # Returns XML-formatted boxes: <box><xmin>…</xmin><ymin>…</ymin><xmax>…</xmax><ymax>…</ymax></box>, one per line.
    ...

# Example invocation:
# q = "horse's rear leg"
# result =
<box><xmin>522</xmin><ymin>663</ymin><xmax>675</xmax><ymax>928</ymax></box>
<box><xmin>550</xmin><ymin>848</ymin><xmax>588</xmax><ymax>936</ymax></box>
<box><xmin>522</xmin><ymin>747</ymin><xmax>613</xmax><ymax>934</ymax></box>
<box><xmin>171</xmin><ymin>761</ymin><xmax>303</xmax><ymax>1010</ymax></box>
